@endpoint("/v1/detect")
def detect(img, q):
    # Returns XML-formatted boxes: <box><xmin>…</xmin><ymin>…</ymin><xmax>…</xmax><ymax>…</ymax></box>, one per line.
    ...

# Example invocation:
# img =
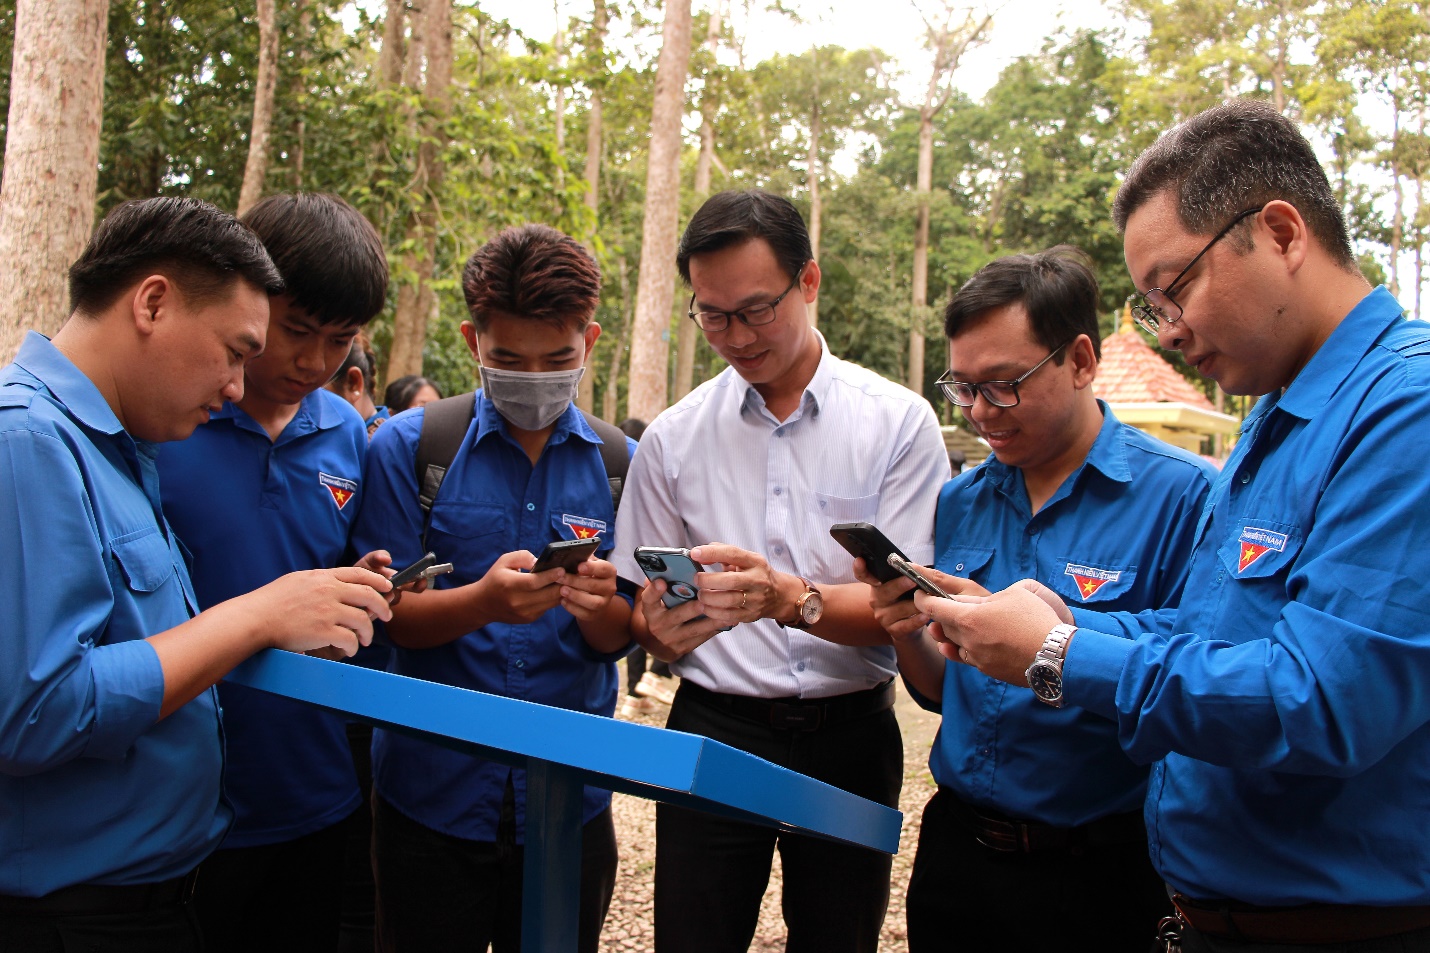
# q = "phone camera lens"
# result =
<box><xmin>637</xmin><ymin>554</ymin><xmax>666</xmax><ymax>572</ymax></box>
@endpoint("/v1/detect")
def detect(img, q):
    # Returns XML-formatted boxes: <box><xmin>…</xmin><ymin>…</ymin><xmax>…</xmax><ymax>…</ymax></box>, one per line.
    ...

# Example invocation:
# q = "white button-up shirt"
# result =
<box><xmin>613</xmin><ymin>336</ymin><xmax>950</xmax><ymax>700</ymax></box>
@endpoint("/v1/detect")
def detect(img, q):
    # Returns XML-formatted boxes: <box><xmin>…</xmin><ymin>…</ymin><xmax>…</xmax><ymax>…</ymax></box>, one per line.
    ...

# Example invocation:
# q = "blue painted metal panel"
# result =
<box><xmin>226</xmin><ymin>649</ymin><xmax>901</xmax><ymax>854</ymax></box>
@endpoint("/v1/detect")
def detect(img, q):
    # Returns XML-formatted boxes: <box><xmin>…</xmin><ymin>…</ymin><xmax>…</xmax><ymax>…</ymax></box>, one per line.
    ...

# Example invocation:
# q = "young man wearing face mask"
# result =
<box><xmin>350</xmin><ymin>224</ymin><xmax>636</xmax><ymax>953</ymax></box>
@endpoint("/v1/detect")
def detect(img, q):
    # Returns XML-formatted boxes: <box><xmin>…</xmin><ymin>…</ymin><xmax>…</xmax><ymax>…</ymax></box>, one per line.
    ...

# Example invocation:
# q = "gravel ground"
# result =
<box><xmin>600</xmin><ymin>682</ymin><xmax>940</xmax><ymax>953</ymax></box>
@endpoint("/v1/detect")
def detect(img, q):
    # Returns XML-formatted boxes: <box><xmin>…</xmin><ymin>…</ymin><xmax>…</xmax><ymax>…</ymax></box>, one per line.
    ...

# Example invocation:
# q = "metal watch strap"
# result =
<box><xmin>1036</xmin><ymin>623</ymin><xmax>1075</xmax><ymax>665</ymax></box>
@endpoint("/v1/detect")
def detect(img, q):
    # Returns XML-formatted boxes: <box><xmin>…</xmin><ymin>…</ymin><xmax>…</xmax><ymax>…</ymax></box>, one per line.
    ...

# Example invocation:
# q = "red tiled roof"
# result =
<box><xmin>1094</xmin><ymin>309</ymin><xmax>1215</xmax><ymax>410</ymax></box>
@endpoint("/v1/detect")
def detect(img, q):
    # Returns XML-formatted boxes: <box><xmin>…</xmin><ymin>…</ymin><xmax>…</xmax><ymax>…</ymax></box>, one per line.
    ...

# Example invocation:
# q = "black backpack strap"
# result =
<box><xmin>580</xmin><ymin>410</ymin><xmax>631</xmax><ymax>514</ymax></box>
<box><xmin>414</xmin><ymin>394</ymin><xmax>477</xmax><ymax>538</ymax></box>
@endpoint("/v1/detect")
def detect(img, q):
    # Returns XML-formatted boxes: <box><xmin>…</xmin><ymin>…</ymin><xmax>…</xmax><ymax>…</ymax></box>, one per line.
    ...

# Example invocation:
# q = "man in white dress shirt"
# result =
<box><xmin>613</xmin><ymin>189</ymin><xmax>950</xmax><ymax>952</ymax></box>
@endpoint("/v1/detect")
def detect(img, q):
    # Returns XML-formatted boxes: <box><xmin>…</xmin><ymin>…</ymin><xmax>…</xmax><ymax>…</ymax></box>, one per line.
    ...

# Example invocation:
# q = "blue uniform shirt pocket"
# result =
<box><xmin>1218</xmin><ymin>519</ymin><xmax>1303</xmax><ymax>580</ymax></box>
<box><xmin>110</xmin><ymin>529</ymin><xmax>179</xmax><ymax>593</ymax></box>
<box><xmin>426</xmin><ymin>501</ymin><xmax>511</xmax><ymax>586</ymax></box>
<box><xmin>1051</xmin><ymin>556</ymin><xmax>1138</xmax><ymax>605</ymax></box>
<box><xmin>935</xmin><ymin>545</ymin><xmax>995</xmax><ymax>586</ymax></box>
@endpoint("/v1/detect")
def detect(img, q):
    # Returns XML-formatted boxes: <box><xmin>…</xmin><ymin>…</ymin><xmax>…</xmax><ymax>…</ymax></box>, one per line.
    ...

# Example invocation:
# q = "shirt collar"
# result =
<box><xmin>473</xmin><ymin>391</ymin><xmax>598</xmax><ymax>447</ymax></box>
<box><xmin>208</xmin><ymin>387</ymin><xmax>347</xmax><ymax>439</ymax></box>
<box><xmin>1277</xmin><ymin>286</ymin><xmax>1404</xmax><ymax>421</ymax></box>
<box><xmin>11</xmin><ymin>331</ymin><xmax>126</xmax><ymax>436</ymax></box>
<box><xmin>978</xmin><ymin>400</ymin><xmax>1131</xmax><ymax>498</ymax></box>
<box><xmin>737</xmin><ymin>330</ymin><xmax>834</xmax><ymax>419</ymax></box>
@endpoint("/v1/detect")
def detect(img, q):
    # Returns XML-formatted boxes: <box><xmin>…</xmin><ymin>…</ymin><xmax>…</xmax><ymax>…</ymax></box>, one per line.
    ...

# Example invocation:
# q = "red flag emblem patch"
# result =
<box><xmin>1237</xmin><ymin>527</ymin><xmax>1287</xmax><ymax>572</ymax></box>
<box><xmin>1064</xmin><ymin>562</ymin><xmax>1121</xmax><ymax>601</ymax></box>
<box><xmin>562</xmin><ymin>514</ymin><xmax>607</xmax><ymax>540</ymax></box>
<box><xmin>319</xmin><ymin>472</ymin><xmax>358</xmax><ymax>511</ymax></box>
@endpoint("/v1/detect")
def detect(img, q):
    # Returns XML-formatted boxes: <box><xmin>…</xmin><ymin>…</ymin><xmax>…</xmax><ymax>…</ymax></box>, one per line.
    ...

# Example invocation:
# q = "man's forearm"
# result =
<box><xmin>802</xmin><ymin>580</ymin><xmax>892</xmax><ymax>646</ymax></box>
<box><xmin>386</xmin><ymin>585</ymin><xmax>490</xmax><ymax>649</ymax></box>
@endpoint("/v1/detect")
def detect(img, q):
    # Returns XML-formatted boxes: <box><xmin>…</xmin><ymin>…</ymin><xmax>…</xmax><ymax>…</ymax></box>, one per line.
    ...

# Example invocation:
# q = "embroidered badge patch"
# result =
<box><xmin>319</xmin><ymin>472</ymin><xmax>358</xmax><ymax>511</ymax></box>
<box><xmin>562</xmin><ymin>514</ymin><xmax>607</xmax><ymax>540</ymax></box>
<box><xmin>1237</xmin><ymin>527</ymin><xmax>1287</xmax><ymax>572</ymax></box>
<box><xmin>1064</xmin><ymin>563</ymin><xmax>1122</xmax><ymax>600</ymax></box>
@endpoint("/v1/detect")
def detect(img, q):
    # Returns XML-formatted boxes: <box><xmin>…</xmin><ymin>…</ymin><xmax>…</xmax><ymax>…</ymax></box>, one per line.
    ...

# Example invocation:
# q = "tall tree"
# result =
<box><xmin>236</xmin><ymin>0</ymin><xmax>279</xmax><ymax>215</ymax></box>
<box><xmin>577</xmin><ymin>0</ymin><xmax>607</xmax><ymax>414</ymax></box>
<box><xmin>908</xmin><ymin>4</ymin><xmax>992</xmax><ymax>394</ymax></box>
<box><xmin>0</xmin><ymin>0</ymin><xmax>109</xmax><ymax>364</ymax></box>
<box><xmin>387</xmin><ymin>0</ymin><xmax>452</xmax><ymax>381</ymax></box>
<box><xmin>625</xmin><ymin>0</ymin><xmax>693</xmax><ymax>423</ymax></box>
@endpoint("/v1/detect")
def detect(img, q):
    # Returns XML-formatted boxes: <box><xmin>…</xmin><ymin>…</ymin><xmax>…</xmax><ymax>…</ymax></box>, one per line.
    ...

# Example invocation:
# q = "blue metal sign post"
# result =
<box><xmin>227</xmin><ymin>650</ymin><xmax>902</xmax><ymax>953</ymax></box>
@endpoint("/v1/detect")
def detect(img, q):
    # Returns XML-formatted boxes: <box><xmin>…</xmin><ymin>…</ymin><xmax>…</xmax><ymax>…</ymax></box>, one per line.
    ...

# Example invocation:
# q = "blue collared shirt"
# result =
<box><xmin>1065</xmin><ymin>287</ymin><xmax>1430</xmax><ymax>905</ymax></box>
<box><xmin>156</xmin><ymin>389</ymin><xmax>368</xmax><ymax>848</ymax></box>
<box><xmin>350</xmin><ymin>393</ymin><xmax>635</xmax><ymax>842</ymax></box>
<box><xmin>0</xmin><ymin>333</ymin><xmax>228</xmax><ymax>896</ymax></box>
<box><xmin>923</xmin><ymin>405</ymin><xmax>1214</xmax><ymax>826</ymax></box>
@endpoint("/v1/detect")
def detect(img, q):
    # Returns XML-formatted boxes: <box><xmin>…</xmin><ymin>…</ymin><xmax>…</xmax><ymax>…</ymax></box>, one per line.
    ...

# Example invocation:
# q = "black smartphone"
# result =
<box><xmin>389</xmin><ymin>552</ymin><xmax>455</xmax><ymax>588</ymax></box>
<box><xmin>829</xmin><ymin>522</ymin><xmax>916</xmax><ymax>599</ymax></box>
<box><xmin>533</xmin><ymin>537</ymin><xmax>602</xmax><ymax>574</ymax></box>
<box><xmin>633</xmin><ymin>546</ymin><xmax>704</xmax><ymax>609</ymax></box>
<box><xmin>887</xmin><ymin>553</ymin><xmax>951</xmax><ymax>599</ymax></box>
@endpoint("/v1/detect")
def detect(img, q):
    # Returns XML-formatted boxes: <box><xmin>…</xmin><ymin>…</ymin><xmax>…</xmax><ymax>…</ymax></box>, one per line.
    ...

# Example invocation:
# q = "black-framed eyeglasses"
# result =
<box><xmin>1127</xmin><ymin>205</ymin><xmax>1264</xmax><ymax>335</ymax></box>
<box><xmin>687</xmin><ymin>264</ymin><xmax>806</xmax><ymax>332</ymax></box>
<box><xmin>936</xmin><ymin>342</ymin><xmax>1071</xmax><ymax>408</ymax></box>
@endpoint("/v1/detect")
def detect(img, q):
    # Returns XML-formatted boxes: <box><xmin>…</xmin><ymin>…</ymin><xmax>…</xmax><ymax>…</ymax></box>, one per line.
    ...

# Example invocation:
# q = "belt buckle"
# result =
<box><xmin>768</xmin><ymin>702</ymin><xmax>821</xmax><ymax>732</ymax></box>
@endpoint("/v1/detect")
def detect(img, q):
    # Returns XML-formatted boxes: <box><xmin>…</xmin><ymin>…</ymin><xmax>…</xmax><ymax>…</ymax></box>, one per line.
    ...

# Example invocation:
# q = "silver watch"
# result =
<box><xmin>1025</xmin><ymin>623</ymin><xmax>1076</xmax><ymax>708</ymax></box>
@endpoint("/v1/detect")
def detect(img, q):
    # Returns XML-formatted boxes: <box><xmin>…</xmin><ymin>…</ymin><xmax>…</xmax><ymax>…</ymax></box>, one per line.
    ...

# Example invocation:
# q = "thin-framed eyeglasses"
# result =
<box><xmin>936</xmin><ymin>342</ymin><xmax>1071</xmax><ymax>408</ymax></box>
<box><xmin>1126</xmin><ymin>205</ymin><xmax>1265</xmax><ymax>335</ymax></box>
<box><xmin>687</xmin><ymin>264</ymin><xmax>807</xmax><ymax>331</ymax></box>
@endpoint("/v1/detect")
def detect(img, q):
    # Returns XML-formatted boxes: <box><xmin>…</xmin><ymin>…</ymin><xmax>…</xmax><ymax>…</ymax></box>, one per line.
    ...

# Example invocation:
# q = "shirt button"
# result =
<box><xmin>774</xmin><ymin>487</ymin><xmax>783</xmax><ymax>495</ymax></box>
<box><xmin>515</xmin><ymin>659</ymin><xmax>525</xmax><ymax>669</ymax></box>
<box><xmin>774</xmin><ymin>545</ymin><xmax>784</xmax><ymax>555</ymax></box>
<box><xmin>797</xmin><ymin>662</ymin><xmax>806</xmax><ymax>672</ymax></box>
<box><xmin>1240</xmin><ymin>472</ymin><xmax>1251</xmax><ymax>484</ymax></box>
<box><xmin>526</xmin><ymin>502</ymin><xmax>536</xmax><ymax>511</ymax></box>
<box><xmin>955</xmin><ymin>563</ymin><xmax>964</xmax><ymax>571</ymax></box>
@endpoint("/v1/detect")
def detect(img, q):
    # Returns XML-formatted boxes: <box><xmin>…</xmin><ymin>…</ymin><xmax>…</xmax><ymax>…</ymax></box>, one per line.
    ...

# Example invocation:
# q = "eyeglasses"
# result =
<box><xmin>687</xmin><ymin>265</ymin><xmax>806</xmax><ymax>332</ymax></box>
<box><xmin>1126</xmin><ymin>205</ymin><xmax>1264</xmax><ymax>335</ymax></box>
<box><xmin>936</xmin><ymin>342</ymin><xmax>1071</xmax><ymax>408</ymax></box>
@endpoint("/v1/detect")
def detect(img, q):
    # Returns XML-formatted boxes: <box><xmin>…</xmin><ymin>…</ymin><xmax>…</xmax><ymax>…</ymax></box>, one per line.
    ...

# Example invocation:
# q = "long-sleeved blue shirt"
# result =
<box><xmin>0</xmin><ymin>333</ymin><xmax>229</xmax><ymax>896</ymax></box>
<box><xmin>350</xmin><ymin>393</ymin><xmax>634</xmax><ymax>843</ymax></box>
<box><xmin>157</xmin><ymin>390</ymin><xmax>367</xmax><ymax>848</ymax></box>
<box><xmin>1065</xmin><ymin>287</ymin><xmax>1430</xmax><ymax>905</ymax></box>
<box><xmin>921</xmin><ymin>404</ymin><xmax>1215</xmax><ymax>826</ymax></box>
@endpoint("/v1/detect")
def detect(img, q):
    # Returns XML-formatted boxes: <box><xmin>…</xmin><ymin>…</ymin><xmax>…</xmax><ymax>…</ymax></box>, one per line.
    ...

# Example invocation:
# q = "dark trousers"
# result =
<box><xmin>906</xmin><ymin>788</ymin><xmax>1170</xmax><ymax>953</ymax></box>
<box><xmin>654</xmin><ymin>685</ymin><xmax>902</xmax><ymax>953</ymax></box>
<box><xmin>1181</xmin><ymin>922</ymin><xmax>1430</xmax><ymax>952</ymax></box>
<box><xmin>193</xmin><ymin>812</ymin><xmax>354</xmax><ymax>953</ymax></box>
<box><xmin>0</xmin><ymin>903</ymin><xmax>201</xmax><ymax>953</ymax></box>
<box><xmin>371</xmin><ymin>789</ymin><xmax>617</xmax><ymax>953</ymax></box>
<box><xmin>339</xmin><ymin>722</ymin><xmax>377</xmax><ymax>953</ymax></box>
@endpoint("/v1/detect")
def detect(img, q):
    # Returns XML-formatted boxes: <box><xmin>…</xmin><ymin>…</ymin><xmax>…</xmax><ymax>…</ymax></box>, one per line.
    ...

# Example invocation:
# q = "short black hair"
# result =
<box><xmin>676</xmin><ymin>189</ymin><xmax>811</xmax><ymax>285</ymax></box>
<box><xmin>68</xmin><ymin>197</ymin><xmax>283</xmax><ymax>316</ymax></box>
<box><xmin>384</xmin><ymin>374</ymin><xmax>441</xmax><ymax>412</ymax></box>
<box><xmin>461</xmin><ymin>224</ymin><xmax>602</xmax><ymax>331</ymax></box>
<box><xmin>332</xmin><ymin>334</ymin><xmax>377</xmax><ymax>396</ymax></box>
<box><xmin>944</xmin><ymin>246</ymin><xmax>1103</xmax><ymax>361</ymax></box>
<box><xmin>1113</xmin><ymin>100</ymin><xmax>1355</xmax><ymax>268</ymax></box>
<box><xmin>240</xmin><ymin>192</ymin><xmax>388</xmax><ymax>327</ymax></box>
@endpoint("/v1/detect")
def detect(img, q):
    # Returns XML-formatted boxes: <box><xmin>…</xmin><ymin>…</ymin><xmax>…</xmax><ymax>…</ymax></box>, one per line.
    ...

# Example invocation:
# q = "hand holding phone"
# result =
<box><xmin>390</xmin><ymin>552</ymin><xmax>455</xmax><ymax>588</ymax></box>
<box><xmin>532</xmin><ymin>537</ymin><xmax>602</xmax><ymax>574</ymax></box>
<box><xmin>886</xmin><ymin>553</ymin><xmax>952</xmax><ymax>599</ymax></box>
<box><xmin>633</xmin><ymin>546</ymin><xmax>704</xmax><ymax>609</ymax></box>
<box><xmin>829</xmin><ymin>522</ymin><xmax>916</xmax><ymax>600</ymax></box>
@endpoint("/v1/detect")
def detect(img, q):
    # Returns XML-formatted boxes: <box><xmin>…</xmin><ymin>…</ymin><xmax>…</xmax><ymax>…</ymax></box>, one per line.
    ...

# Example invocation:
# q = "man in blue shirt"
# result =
<box><xmin>856</xmin><ymin>248</ymin><xmax>1215</xmax><ymax>951</ymax></box>
<box><xmin>351</xmin><ymin>224</ymin><xmax>635</xmax><ymax>953</ymax></box>
<box><xmin>923</xmin><ymin>101</ymin><xmax>1430</xmax><ymax>950</ymax></box>
<box><xmin>156</xmin><ymin>192</ymin><xmax>391</xmax><ymax>953</ymax></box>
<box><xmin>0</xmin><ymin>198</ymin><xmax>392</xmax><ymax>952</ymax></box>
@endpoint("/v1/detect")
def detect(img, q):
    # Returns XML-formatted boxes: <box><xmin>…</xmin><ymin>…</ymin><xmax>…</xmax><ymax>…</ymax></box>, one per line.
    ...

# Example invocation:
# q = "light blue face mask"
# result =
<box><xmin>478</xmin><ymin>364</ymin><xmax>586</xmax><ymax>431</ymax></box>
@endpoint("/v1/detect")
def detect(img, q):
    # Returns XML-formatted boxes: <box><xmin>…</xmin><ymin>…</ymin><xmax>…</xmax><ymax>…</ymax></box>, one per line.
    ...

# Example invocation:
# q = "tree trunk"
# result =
<box><xmin>673</xmin><ymin>5</ymin><xmax>721</xmax><ymax>402</ymax></box>
<box><xmin>625</xmin><ymin>0</ymin><xmax>693</xmax><ymax>423</ymax></box>
<box><xmin>380</xmin><ymin>0</ymin><xmax>406</xmax><ymax>88</ymax></box>
<box><xmin>1390</xmin><ymin>79</ymin><xmax>1404</xmax><ymax>299</ymax></box>
<box><xmin>603</xmin><ymin>253</ymin><xmax>631</xmax><ymax>423</ymax></box>
<box><xmin>908</xmin><ymin>107</ymin><xmax>933</xmax><ymax>394</ymax></box>
<box><xmin>577</xmin><ymin>0</ymin><xmax>606</xmax><ymax>415</ymax></box>
<box><xmin>237</xmin><ymin>0</ymin><xmax>280</xmax><ymax>216</ymax></box>
<box><xmin>553</xmin><ymin>0</ymin><xmax>566</xmax><ymax>191</ymax></box>
<box><xmin>386</xmin><ymin>0</ymin><xmax>452</xmax><ymax>381</ymax></box>
<box><xmin>806</xmin><ymin>93</ymin><xmax>822</xmax><ymax>329</ymax></box>
<box><xmin>0</xmin><ymin>0</ymin><xmax>109</xmax><ymax>364</ymax></box>
<box><xmin>291</xmin><ymin>0</ymin><xmax>312</xmax><ymax>189</ymax></box>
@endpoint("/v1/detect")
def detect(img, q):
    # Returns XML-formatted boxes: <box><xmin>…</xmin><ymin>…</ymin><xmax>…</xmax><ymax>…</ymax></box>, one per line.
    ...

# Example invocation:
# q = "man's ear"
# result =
<box><xmin>800</xmin><ymin>260</ymin><xmax>822</xmax><ymax>303</ymax></box>
<box><xmin>1069</xmin><ymin>334</ymin><xmax>1098</xmax><ymax>390</ymax></box>
<box><xmin>344</xmin><ymin>366</ymin><xmax>365</xmax><ymax>395</ymax></box>
<box><xmin>582</xmin><ymin>321</ymin><xmax>602</xmax><ymax>363</ymax></box>
<box><xmin>459</xmin><ymin>320</ymin><xmax>480</xmax><ymax>361</ymax></box>
<box><xmin>1259</xmin><ymin>199</ymin><xmax>1309</xmax><ymax>277</ymax></box>
<box><xmin>130</xmin><ymin>274</ymin><xmax>173</xmax><ymax>338</ymax></box>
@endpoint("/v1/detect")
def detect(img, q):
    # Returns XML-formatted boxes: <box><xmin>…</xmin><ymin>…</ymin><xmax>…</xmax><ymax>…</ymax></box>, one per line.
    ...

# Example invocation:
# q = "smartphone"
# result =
<box><xmin>829</xmin><ymin>522</ymin><xmax>916</xmax><ymax>600</ymax></box>
<box><xmin>886</xmin><ymin>553</ymin><xmax>951</xmax><ymax>599</ymax></box>
<box><xmin>633</xmin><ymin>546</ymin><xmax>704</xmax><ymax>609</ymax></box>
<box><xmin>389</xmin><ymin>552</ymin><xmax>454</xmax><ymax>588</ymax></box>
<box><xmin>533</xmin><ymin>537</ymin><xmax>602</xmax><ymax>574</ymax></box>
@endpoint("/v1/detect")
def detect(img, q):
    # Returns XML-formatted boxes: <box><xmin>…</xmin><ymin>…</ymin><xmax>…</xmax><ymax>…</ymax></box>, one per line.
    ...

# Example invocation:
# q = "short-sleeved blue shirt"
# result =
<box><xmin>1065</xmin><ymin>287</ymin><xmax>1430</xmax><ymax>905</ymax></box>
<box><xmin>156</xmin><ymin>389</ymin><xmax>368</xmax><ymax>848</ymax></box>
<box><xmin>351</xmin><ymin>393</ymin><xmax>635</xmax><ymax>843</ymax></box>
<box><xmin>0</xmin><ymin>333</ymin><xmax>229</xmax><ymax>896</ymax></box>
<box><xmin>924</xmin><ymin>404</ymin><xmax>1215</xmax><ymax>826</ymax></box>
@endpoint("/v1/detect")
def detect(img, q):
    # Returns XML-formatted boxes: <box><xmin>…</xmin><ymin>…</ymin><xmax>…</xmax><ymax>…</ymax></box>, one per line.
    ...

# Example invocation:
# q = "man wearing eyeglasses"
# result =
<box><xmin>612</xmin><ymin>188</ymin><xmax>949</xmax><ymax>952</ymax></box>
<box><xmin>921</xmin><ymin>100</ymin><xmax>1430</xmax><ymax>950</ymax></box>
<box><xmin>856</xmin><ymin>246</ymin><xmax>1215</xmax><ymax>951</ymax></box>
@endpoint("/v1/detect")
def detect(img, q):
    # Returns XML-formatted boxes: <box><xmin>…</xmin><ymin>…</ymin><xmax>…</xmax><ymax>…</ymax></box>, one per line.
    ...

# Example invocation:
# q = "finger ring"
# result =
<box><xmin>739</xmin><ymin>591</ymin><xmax>747</xmax><ymax>609</ymax></box>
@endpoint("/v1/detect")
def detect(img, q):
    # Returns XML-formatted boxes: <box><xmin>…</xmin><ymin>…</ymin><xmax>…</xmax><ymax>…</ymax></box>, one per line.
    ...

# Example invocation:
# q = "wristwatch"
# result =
<box><xmin>1025</xmin><ymin>623</ymin><xmax>1076</xmax><ymax>708</ymax></box>
<box><xmin>781</xmin><ymin>577</ymin><xmax>824</xmax><ymax>629</ymax></box>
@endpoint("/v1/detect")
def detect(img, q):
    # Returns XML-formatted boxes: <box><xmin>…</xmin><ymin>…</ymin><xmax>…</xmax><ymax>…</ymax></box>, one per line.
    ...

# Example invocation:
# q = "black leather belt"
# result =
<box><xmin>0</xmin><ymin>869</ymin><xmax>198</xmax><ymax>917</ymax></box>
<box><xmin>943</xmin><ymin>788</ymin><xmax>1146</xmax><ymax>854</ymax></box>
<box><xmin>679</xmin><ymin>679</ymin><xmax>896</xmax><ymax>732</ymax></box>
<box><xmin>1173</xmin><ymin>892</ymin><xmax>1430</xmax><ymax>945</ymax></box>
